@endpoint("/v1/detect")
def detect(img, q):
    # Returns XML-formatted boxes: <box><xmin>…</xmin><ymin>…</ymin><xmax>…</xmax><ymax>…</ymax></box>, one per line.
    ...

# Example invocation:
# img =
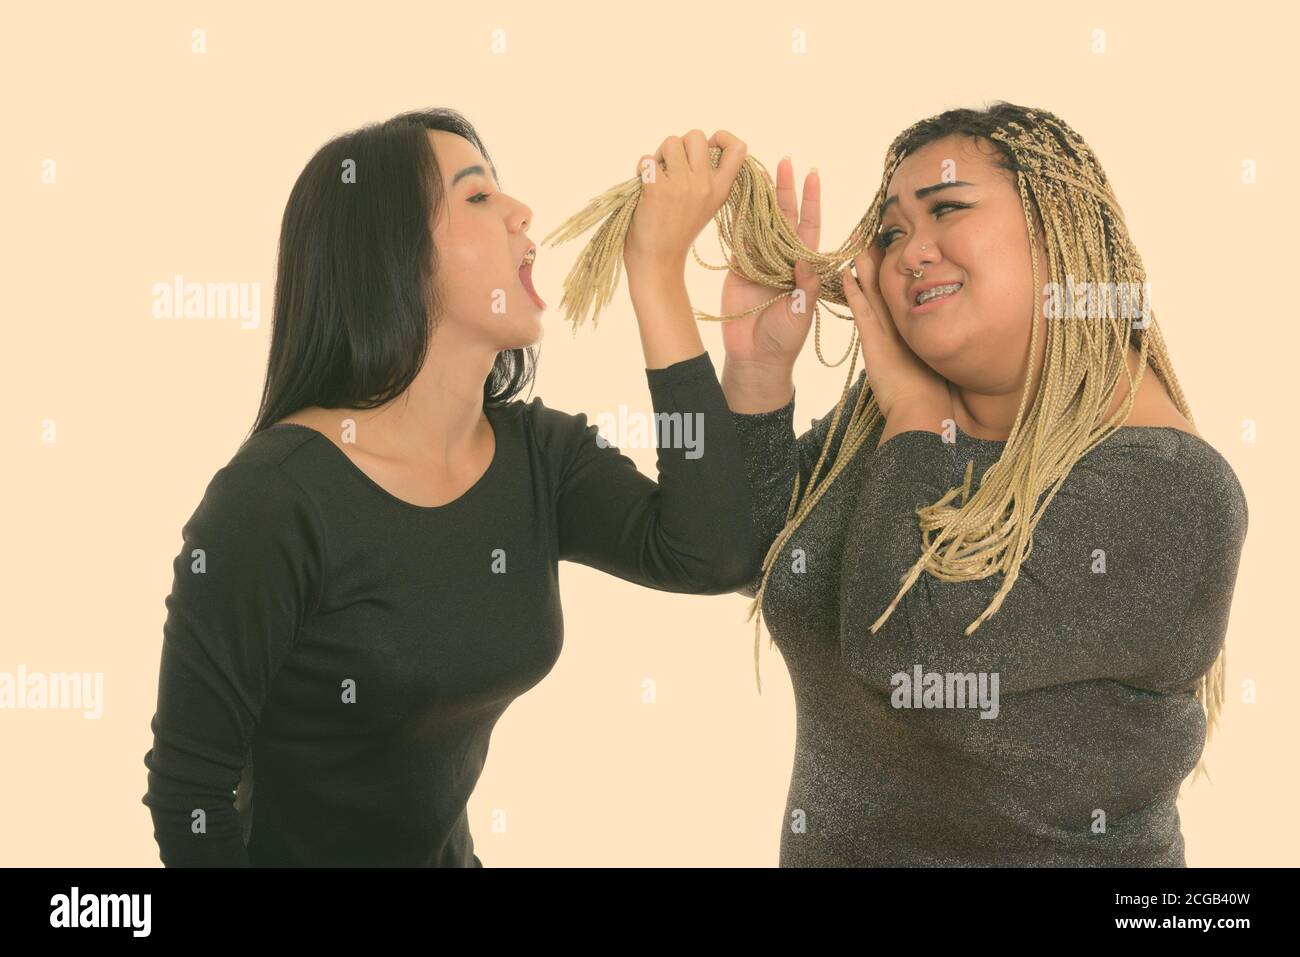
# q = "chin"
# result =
<box><xmin>494</xmin><ymin>312</ymin><xmax>543</xmax><ymax>351</ymax></box>
<box><xmin>906</xmin><ymin>323</ymin><xmax>968</xmax><ymax>367</ymax></box>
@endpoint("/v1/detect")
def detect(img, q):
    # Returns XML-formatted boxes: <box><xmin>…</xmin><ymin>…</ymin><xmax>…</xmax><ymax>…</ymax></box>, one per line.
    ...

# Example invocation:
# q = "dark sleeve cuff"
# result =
<box><xmin>730</xmin><ymin>393</ymin><xmax>797</xmax><ymax>474</ymax></box>
<box><xmin>869</xmin><ymin>429</ymin><xmax>956</xmax><ymax>489</ymax></box>
<box><xmin>644</xmin><ymin>349</ymin><xmax>717</xmax><ymax>388</ymax></box>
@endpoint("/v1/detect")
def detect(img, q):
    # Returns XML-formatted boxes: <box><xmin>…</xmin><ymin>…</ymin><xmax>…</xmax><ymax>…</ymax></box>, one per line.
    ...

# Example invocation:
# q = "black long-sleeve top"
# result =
<box><xmin>142</xmin><ymin>350</ymin><xmax>758</xmax><ymax>866</ymax></box>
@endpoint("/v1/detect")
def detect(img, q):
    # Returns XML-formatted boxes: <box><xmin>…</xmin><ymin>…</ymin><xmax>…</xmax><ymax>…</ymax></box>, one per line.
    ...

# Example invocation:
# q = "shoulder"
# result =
<box><xmin>512</xmin><ymin>395</ymin><xmax>638</xmax><ymax>500</ymax></box>
<box><xmin>1086</xmin><ymin>428</ymin><xmax>1248</xmax><ymax>547</ymax></box>
<box><xmin>510</xmin><ymin>392</ymin><xmax>602</xmax><ymax>445</ymax></box>
<box><xmin>175</xmin><ymin>436</ymin><xmax>329</xmax><ymax>615</ymax></box>
<box><xmin>1176</xmin><ymin>432</ymin><xmax>1250</xmax><ymax>545</ymax></box>
<box><xmin>1119</xmin><ymin>397</ymin><xmax>1202</xmax><ymax>440</ymax></box>
<box><xmin>232</xmin><ymin>423</ymin><xmax>322</xmax><ymax>470</ymax></box>
<box><xmin>514</xmin><ymin>395</ymin><xmax>608</xmax><ymax>482</ymax></box>
<box><xmin>188</xmin><ymin>430</ymin><xmax>327</xmax><ymax>537</ymax></box>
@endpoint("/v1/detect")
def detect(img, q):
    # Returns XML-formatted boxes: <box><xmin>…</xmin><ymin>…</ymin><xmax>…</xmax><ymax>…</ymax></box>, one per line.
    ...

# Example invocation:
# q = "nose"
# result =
<box><xmin>508</xmin><ymin>195</ymin><xmax>533</xmax><ymax>234</ymax></box>
<box><xmin>898</xmin><ymin>237</ymin><xmax>939</xmax><ymax>276</ymax></box>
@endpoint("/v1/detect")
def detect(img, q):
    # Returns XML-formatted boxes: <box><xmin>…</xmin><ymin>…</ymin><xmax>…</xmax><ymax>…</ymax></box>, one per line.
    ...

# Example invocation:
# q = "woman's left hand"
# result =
<box><xmin>841</xmin><ymin>244</ymin><xmax>952</xmax><ymax>428</ymax></box>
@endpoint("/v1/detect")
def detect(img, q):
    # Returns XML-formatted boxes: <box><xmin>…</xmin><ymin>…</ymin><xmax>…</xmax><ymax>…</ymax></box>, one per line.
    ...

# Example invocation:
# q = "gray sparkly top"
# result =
<box><xmin>729</xmin><ymin>369</ymin><xmax>1248</xmax><ymax>867</ymax></box>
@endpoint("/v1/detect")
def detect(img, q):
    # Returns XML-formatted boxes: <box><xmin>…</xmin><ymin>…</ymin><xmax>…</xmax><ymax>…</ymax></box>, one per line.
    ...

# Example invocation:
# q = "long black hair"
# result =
<box><xmin>248</xmin><ymin>108</ymin><xmax>538</xmax><ymax>438</ymax></box>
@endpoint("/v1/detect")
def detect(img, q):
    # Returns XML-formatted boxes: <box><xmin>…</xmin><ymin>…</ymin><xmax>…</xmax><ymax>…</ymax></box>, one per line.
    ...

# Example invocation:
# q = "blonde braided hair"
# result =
<box><xmin>544</xmin><ymin>103</ymin><xmax>1223</xmax><ymax>785</ymax></box>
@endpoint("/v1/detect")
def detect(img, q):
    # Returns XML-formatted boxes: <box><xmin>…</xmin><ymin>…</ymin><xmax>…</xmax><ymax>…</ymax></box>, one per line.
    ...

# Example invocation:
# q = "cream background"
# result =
<box><xmin>3</xmin><ymin>0</ymin><xmax>1294</xmax><ymax>866</ymax></box>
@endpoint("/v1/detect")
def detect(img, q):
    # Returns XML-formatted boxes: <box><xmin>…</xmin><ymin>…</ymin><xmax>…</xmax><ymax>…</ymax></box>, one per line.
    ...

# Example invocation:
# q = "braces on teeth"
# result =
<box><xmin>916</xmin><ymin>282</ymin><xmax>961</xmax><ymax>305</ymax></box>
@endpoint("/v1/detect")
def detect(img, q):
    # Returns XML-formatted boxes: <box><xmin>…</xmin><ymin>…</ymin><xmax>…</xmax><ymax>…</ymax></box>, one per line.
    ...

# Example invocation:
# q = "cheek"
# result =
<box><xmin>435</xmin><ymin>221</ymin><xmax>512</xmax><ymax>309</ymax></box>
<box><xmin>968</xmin><ymin>223</ymin><xmax>1039</xmax><ymax>322</ymax></box>
<box><xmin>439</xmin><ymin>218</ymin><xmax>498</xmax><ymax>270</ymax></box>
<box><xmin>968</xmin><ymin>265</ymin><xmax>1033</xmax><ymax>350</ymax></box>
<box><xmin>879</xmin><ymin>267</ymin><xmax>906</xmax><ymax>315</ymax></box>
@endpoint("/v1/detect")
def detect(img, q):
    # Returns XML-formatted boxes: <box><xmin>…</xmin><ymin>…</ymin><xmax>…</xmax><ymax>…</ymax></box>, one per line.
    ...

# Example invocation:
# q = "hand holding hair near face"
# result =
<box><xmin>624</xmin><ymin>129</ymin><xmax>748</xmax><ymax>271</ymax></box>
<box><xmin>621</xmin><ymin>129</ymin><xmax>748</xmax><ymax>370</ymax></box>
<box><xmin>839</xmin><ymin>243</ymin><xmax>953</xmax><ymax>446</ymax></box>
<box><xmin>719</xmin><ymin>157</ymin><xmax>821</xmax><ymax>416</ymax></box>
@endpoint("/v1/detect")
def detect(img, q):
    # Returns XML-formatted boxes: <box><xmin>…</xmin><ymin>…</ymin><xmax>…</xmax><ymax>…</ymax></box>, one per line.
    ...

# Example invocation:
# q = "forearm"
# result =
<box><xmin>625</xmin><ymin>256</ymin><xmax>706</xmax><ymax>370</ymax></box>
<box><xmin>642</xmin><ymin>354</ymin><xmax>763</xmax><ymax>592</ymax></box>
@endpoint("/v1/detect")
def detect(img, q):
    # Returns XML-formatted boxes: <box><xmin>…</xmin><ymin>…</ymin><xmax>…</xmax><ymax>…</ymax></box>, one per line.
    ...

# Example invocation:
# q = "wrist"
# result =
<box><xmin>722</xmin><ymin>359</ymin><xmax>795</xmax><ymax>414</ymax></box>
<box><xmin>878</xmin><ymin>395</ymin><xmax>953</xmax><ymax>445</ymax></box>
<box><xmin>625</xmin><ymin>250</ymin><xmax>688</xmax><ymax>283</ymax></box>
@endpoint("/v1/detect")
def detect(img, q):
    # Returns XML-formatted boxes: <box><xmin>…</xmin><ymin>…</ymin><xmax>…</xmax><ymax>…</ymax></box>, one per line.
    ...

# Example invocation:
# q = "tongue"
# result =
<box><xmin>519</xmin><ymin>263</ymin><xmax>545</xmax><ymax>308</ymax></box>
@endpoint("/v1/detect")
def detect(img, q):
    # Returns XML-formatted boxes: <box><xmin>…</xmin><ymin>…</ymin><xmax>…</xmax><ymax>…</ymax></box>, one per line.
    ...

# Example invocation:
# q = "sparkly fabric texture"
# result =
<box><xmin>731</xmin><ymin>369</ymin><xmax>1248</xmax><ymax>867</ymax></box>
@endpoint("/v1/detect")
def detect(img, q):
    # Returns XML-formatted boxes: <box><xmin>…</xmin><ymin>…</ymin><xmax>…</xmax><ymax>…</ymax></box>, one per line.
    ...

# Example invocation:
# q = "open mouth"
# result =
<box><xmin>518</xmin><ymin>247</ymin><xmax>545</xmax><ymax>310</ymax></box>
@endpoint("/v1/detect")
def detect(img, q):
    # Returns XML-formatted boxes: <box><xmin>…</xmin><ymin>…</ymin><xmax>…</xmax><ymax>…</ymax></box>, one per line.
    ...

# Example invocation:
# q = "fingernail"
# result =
<box><xmin>809</xmin><ymin>167</ymin><xmax>818</xmax><ymax>175</ymax></box>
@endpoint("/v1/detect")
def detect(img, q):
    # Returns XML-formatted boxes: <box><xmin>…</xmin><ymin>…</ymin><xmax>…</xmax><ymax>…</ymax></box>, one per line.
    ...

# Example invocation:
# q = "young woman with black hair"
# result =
<box><xmin>141</xmin><ymin>109</ymin><xmax>756</xmax><ymax>866</ymax></box>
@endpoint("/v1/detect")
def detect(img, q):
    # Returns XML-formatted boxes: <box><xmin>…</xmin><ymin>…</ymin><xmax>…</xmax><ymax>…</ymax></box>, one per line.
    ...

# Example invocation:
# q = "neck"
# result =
<box><xmin>349</xmin><ymin>329</ymin><xmax>498</xmax><ymax>467</ymax></box>
<box><xmin>948</xmin><ymin>380</ymin><xmax>1012</xmax><ymax>441</ymax></box>
<box><xmin>950</xmin><ymin>344</ymin><xmax>1143</xmax><ymax>441</ymax></box>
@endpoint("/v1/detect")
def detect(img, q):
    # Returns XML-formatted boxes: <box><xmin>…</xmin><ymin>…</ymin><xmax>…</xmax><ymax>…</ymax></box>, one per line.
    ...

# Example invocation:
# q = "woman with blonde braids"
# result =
<box><xmin>721</xmin><ymin>102</ymin><xmax>1248</xmax><ymax>867</ymax></box>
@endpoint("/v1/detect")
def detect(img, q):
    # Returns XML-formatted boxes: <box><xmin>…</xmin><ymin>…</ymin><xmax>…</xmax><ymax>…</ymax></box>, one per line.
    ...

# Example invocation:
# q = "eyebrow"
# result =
<box><xmin>451</xmin><ymin>164</ymin><xmax>499</xmax><ymax>188</ymax></box>
<box><xmin>881</xmin><ymin>180</ymin><xmax>977</xmax><ymax>213</ymax></box>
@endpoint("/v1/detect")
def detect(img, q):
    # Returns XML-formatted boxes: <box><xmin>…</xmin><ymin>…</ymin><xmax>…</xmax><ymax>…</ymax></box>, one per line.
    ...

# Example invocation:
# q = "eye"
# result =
<box><xmin>468</xmin><ymin>192</ymin><xmax>490</xmax><ymax>204</ymax></box>
<box><xmin>875</xmin><ymin>201</ymin><xmax>971</xmax><ymax>250</ymax></box>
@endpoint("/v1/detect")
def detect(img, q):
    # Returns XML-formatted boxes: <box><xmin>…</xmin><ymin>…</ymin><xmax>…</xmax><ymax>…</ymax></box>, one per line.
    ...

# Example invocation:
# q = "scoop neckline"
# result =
<box><xmin>264</xmin><ymin>408</ymin><xmax>503</xmax><ymax>513</ymax></box>
<box><xmin>950</xmin><ymin>421</ymin><xmax>1238</xmax><ymax>473</ymax></box>
<box><xmin>844</xmin><ymin>370</ymin><xmax>1209</xmax><ymax>451</ymax></box>
<box><xmin>953</xmin><ymin>421</ymin><xmax>1203</xmax><ymax>447</ymax></box>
